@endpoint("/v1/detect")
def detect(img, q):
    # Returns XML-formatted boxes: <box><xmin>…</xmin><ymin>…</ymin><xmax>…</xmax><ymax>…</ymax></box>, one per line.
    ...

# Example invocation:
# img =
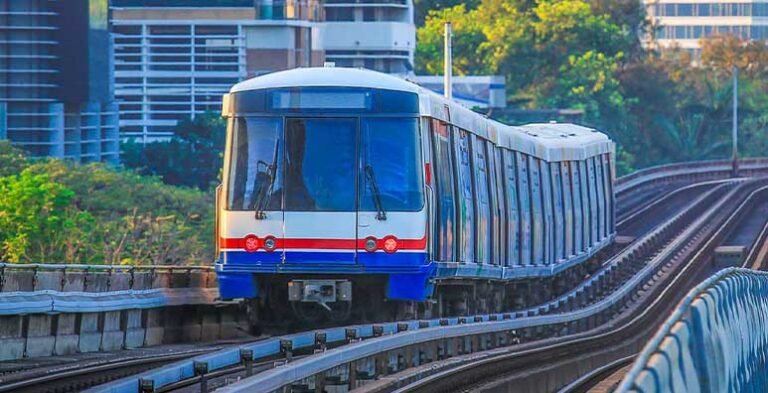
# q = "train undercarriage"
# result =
<box><xmin>242</xmin><ymin>247</ymin><xmax>615</xmax><ymax>332</ymax></box>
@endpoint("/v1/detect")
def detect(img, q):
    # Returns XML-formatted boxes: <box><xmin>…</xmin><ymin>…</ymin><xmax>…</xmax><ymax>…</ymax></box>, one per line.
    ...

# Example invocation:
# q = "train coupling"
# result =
<box><xmin>288</xmin><ymin>280</ymin><xmax>352</xmax><ymax>311</ymax></box>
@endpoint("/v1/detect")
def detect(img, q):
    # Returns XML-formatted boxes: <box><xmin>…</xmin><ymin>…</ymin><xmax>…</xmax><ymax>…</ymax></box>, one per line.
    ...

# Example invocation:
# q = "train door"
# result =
<box><xmin>586</xmin><ymin>158</ymin><xmax>599</xmax><ymax>247</ymax></box>
<box><xmin>358</xmin><ymin>117</ymin><xmax>425</xmax><ymax>262</ymax></box>
<box><xmin>551</xmin><ymin>163</ymin><xmax>565</xmax><ymax>263</ymax></box>
<box><xmin>560</xmin><ymin>162</ymin><xmax>574</xmax><ymax>258</ymax></box>
<box><xmin>454</xmin><ymin>127</ymin><xmax>476</xmax><ymax>263</ymax></box>
<box><xmin>541</xmin><ymin>162</ymin><xmax>554</xmax><ymax>265</ymax></box>
<box><xmin>503</xmin><ymin>151</ymin><xmax>520</xmax><ymax>267</ymax></box>
<box><xmin>602</xmin><ymin>154</ymin><xmax>615</xmax><ymax>232</ymax></box>
<box><xmin>470</xmin><ymin>135</ymin><xmax>492</xmax><ymax>265</ymax></box>
<box><xmin>430</xmin><ymin>119</ymin><xmax>456</xmax><ymax>261</ymax></box>
<box><xmin>578</xmin><ymin>160</ymin><xmax>591</xmax><ymax>250</ymax></box>
<box><xmin>571</xmin><ymin>162</ymin><xmax>585</xmax><ymax>254</ymax></box>
<box><xmin>283</xmin><ymin>117</ymin><xmax>357</xmax><ymax>264</ymax></box>
<box><xmin>529</xmin><ymin>156</ymin><xmax>544</xmax><ymax>266</ymax></box>
<box><xmin>516</xmin><ymin>153</ymin><xmax>532</xmax><ymax>265</ymax></box>
<box><xmin>490</xmin><ymin>148</ymin><xmax>506</xmax><ymax>266</ymax></box>
<box><xmin>594</xmin><ymin>156</ymin><xmax>607</xmax><ymax>241</ymax></box>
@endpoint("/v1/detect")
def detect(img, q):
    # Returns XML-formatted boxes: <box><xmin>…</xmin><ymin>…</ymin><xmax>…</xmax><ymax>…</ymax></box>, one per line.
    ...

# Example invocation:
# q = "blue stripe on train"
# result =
<box><xmin>215</xmin><ymin>251</ymin><xmax>433</xmax><ymax>301</ymax></box>
<box><xmin>217</xmin><ymin>250</ymin><xmax>428</xmax><ymax>269</ymax></box>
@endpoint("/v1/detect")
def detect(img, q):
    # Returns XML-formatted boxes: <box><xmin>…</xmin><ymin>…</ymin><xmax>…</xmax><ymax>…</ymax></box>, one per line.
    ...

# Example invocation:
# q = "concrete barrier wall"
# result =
<box><xmin>614</xmin><ymin>158</ymin><xmax>768</xmax><ymax>198</ymax></box>
<box><xmin>618</xmin><ymin>268</ymin><xmax>768</xmax><ymax>392</ymax></box>
<box><xmin>0</xmin><ymin>264</ymin><xmax>248</xmax><ymax>360</ymax></box>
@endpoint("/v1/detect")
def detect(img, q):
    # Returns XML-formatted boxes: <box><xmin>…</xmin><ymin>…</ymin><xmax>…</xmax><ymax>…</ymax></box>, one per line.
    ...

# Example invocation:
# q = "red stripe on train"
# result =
<box><xmin>220</xmin><ymin>236</ymin><xmax>427</xmax><ymax>250</ymax></box>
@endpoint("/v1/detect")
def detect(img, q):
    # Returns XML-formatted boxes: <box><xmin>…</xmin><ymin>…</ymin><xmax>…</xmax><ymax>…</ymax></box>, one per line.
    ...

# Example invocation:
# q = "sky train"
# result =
<box><xmin>215</xmin><ymin>67</ymin><xmax>615</xmax><ymax>323</ymax></box>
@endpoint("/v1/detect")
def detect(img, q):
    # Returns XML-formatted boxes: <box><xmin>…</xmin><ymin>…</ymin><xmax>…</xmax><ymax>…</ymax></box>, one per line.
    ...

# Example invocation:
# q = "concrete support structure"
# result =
<box><xmin>0</xmin><ymin>266</ymin><xmax>249</xmax><ymax>361</ymax></box>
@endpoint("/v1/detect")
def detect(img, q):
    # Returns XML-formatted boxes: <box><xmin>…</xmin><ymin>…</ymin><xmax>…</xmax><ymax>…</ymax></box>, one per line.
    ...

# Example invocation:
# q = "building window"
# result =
<box><xmin>363</xmin><ymin>7</ymin><xmax>376</xmax><ymax>21</ymax></box>
<box><xmin>326</xmin><ymin>8</ymin><xmax>354</xmax><ymax>21</ymax></box>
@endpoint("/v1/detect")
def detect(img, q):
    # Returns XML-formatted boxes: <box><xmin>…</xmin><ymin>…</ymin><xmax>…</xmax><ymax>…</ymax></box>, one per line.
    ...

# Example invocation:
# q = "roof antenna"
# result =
<box><xmin>444</xmin><ymin>22</ymin><xmax>453</xmax><ymax>100</ymax></box>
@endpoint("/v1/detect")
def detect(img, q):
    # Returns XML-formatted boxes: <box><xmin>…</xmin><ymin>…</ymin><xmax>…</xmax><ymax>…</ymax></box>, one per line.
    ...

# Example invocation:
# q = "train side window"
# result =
<box><xmin>470</xmin><ymin>135</ymin><xmax>492</xmax><ymax>265</ymax></box>
<box><xmin>453</xmin><ymin>127</ymin><xmax>476</xmax><ymax>263</ymax></box>
<box><xmin>430</xmin><ymin>119</ymin><xmax>456</xmax><ymax>261</ymax></box>
<box><xmin>551</xmin><ymin>163</ymin><xmax>565</xmax><ymax>262</ymax></box>
<box><xmin>561</xmin><ymin>162</ymin><xmax>574</xmax><ymax>257</ymax></box>
<box><xmin>516</xmin><ymin>152</ymin><xmax>532</xmax><ymax>265</ymax></box>
<box><xmin>529</xmin><ymin>155</ymin><xmax>544</xmax><ymax>266</ymax></box>
<box><xmin>503</xmin><ymin>151</ymin><xmax>520</xmax><ymax>266</ymax></box>
<box><xmin>571</xmin><ymin>161</ymin><xmax>585</xmax><ymax>253</ymax></box>
<box><xmin>490</xmin><ymin>148</ymin><xmax>505</xmax><ymax>266</ymax></box>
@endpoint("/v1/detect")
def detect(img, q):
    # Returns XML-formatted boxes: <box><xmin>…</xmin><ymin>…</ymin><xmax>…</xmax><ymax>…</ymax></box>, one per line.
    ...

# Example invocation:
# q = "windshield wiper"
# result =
<box><xmin>365</xmin><ymin>164</ymin><xmax>387</xmax><ymax>221</ymax></box>
<box><xmin>254</xmin><ymin>142</ymin><xmax>280</xmax><ymax>220</ymax></box>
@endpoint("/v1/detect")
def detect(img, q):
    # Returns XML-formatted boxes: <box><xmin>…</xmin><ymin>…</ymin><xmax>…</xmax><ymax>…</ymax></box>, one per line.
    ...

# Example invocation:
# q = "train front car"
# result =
<box><xmin>216</xmin><ymin>68</ymin><xmax>431</xmax><ymax>322</ymax></box>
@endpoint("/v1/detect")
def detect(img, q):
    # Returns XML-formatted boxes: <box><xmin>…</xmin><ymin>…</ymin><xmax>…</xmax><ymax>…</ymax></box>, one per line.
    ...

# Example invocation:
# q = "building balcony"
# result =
<box><xmin>323</xmin><ymin>21</ymin><xmax>414</xmax><ymax>52</ymax></box>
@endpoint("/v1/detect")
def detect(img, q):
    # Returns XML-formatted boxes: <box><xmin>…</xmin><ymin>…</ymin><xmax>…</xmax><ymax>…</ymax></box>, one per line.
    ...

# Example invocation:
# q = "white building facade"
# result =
<box><xmin>324</xmin><ymin>0</ymin><xmax>415</xmax><ymax>73</ymax></box>
<box><xmin>646</xmin><ymin>1</ymin><xmax>768</xmax><ymax>53</ymax></box>
<box><xmin>111</xmin><ymin>1</ymin><xmax>324</xmax><ymax>142</ymax></box>
<box><xmin>111</xmin><ymin>0</ymin><xmax>417</xmax><ymax>142</ymax></box>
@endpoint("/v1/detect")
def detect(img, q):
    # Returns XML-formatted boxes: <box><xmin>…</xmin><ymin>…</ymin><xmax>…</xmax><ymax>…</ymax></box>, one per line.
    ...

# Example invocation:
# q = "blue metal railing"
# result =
<box><xmin>618</xmin><ymin>267</ymin><xmax>768</xmax><ymax>392</ymax></box>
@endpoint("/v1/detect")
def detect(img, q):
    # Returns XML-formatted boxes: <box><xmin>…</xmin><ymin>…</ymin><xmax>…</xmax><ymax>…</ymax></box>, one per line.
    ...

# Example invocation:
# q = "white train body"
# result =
<box><xmin>216</xmin><ymin>67</ymin><xmax>614</xmax><ymax>318</ymax></box>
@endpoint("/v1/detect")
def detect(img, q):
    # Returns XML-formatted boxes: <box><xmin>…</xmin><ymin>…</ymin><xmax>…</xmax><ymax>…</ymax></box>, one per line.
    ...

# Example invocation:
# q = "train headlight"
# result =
<box><xmin>263</xmin><ymin>236</ymin><xmax>277</xmax><ymax>252</ymax></box>
<box><xmin>244</xmin><ymin>234</ymin><xmax>259</xmax><ymax>252</ymax></box>
<box><xmin>382</xmin><ymin>236</ymin><xmax>398</xmax><ymax>253</ymax></box>
<box><xmin>364</xmin><ymin>237</ymin><xmax>378</xmax><ymax>252</ymax></box>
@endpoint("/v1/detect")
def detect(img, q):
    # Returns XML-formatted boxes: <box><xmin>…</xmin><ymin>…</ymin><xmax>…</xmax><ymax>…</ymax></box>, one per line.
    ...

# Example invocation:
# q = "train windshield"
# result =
<box><xmin>227</xmin><ymin>116</ymin><xmax>423</xmax><ymax>212</ymax></box>
<box><xmin>360</xmin><ymin>117</ymin><xmax>423</xmax><ymax>212</ymax></box>
<box><xmin>284</xmin><ymin>118</ymin><xmax>357</xmax><ymax>211</ymax></box>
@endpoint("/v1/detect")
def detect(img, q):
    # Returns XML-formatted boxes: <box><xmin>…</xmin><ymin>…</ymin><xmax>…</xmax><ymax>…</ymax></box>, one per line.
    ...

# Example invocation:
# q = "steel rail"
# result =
<box><xmin>0</xmin><ymin>349</ymin><xmax>213</xmax><ymax>393</ymax></box>
<box><xmin>73</xmin><ymin>163</ymin><xmax>767</xmax><ymax>393</ymax></box>
<box><xmin>211</xmin><ymin>181</ymin><xmax>756</xmax><ymax>393</ymax></box>
<box><xmin>85</xmin><ymin>179</ymin><xmax>740</xmax><ymax>393</ymax></box>
<box><xmin>556</xmin><ymin>355</ymin><xmax>635</xmax><ymax>393</ymax></box>
<box><xmin>389</xmin><ymin>182</ymin><xmax>768</xmax><ymax>393</ymax></box>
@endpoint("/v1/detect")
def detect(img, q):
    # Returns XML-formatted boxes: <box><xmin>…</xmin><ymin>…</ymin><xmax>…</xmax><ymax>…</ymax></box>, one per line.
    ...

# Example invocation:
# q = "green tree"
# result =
<box><xmin>413</xmin><ymin>0</ymin><xmax>481</xmax><ymax>26</ymax></box>
<box><xmin>23</xmin><ymin>159</ymin><xmax>214</xmax><ymax>265</ymax></box>
<box><xmin>0</xmin><ymin>171</ymin><xmax>94</xmax><ymax>263</ymax></box>
<box><xmin>416</xmin><ymin>4</ymin><xmax>490</xmax><ymax>76</ymax></box>
<box><xmin>0</xmin><ymin>141</ymin><xmax>30</xmax><ymax>177</ymax></box>
<box><xmin>122</xmin><ymin>112</ymin><xmax>226</xmax><ymax>190</ymax></box>
<box><xmin>416</xmin><ymin>0</ymin><xmax>633</xmax><ymax>112</ymax></box>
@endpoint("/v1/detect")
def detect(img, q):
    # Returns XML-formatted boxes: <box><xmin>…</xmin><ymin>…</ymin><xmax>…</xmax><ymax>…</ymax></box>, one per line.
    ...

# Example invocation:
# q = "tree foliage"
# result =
<box><xmin>416</xmin><ymin>0</ymin><xmax>768</xmax><ymax>169</ymax></box>
<box><xmin>0</xmin><ymin>171</ymin><xmax>94</xmax><ymax>263</ymax></box>
<box><xmin>122</xmin><ymin>112</ymin><xmax>226</xmax><ymax>190</ymax></box>
<box><xmin>0</xmin><ymin>151</ymin><xmax>213</xmax><ymax>265</ymax></box>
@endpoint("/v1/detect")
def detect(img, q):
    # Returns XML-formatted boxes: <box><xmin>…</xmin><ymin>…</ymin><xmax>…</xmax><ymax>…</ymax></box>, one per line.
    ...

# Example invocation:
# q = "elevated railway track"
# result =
<box><xmin>2</xmin><ymin>159</ymin><xmax>768</xmax><ymax>393</ymax></box>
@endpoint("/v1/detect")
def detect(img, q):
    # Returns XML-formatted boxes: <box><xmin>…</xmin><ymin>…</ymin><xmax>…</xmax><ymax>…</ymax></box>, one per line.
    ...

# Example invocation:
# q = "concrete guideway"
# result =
<box><xmin>89</xmin><ymin>180</ymin><xmax>767</xmax><ymax>393</ymax></box>
<box><xmin>0</xmin><ymin>265</ymin><xmax>246</xmax><ymax>361</ymax></box>
<box><xmin>2</xmin><ymin>158</ymin><xmax>768</xmax><ymax>391</ymax></box>
<box><xmin>617</xmin><ymin>267</ymin><xmax>768</xmax><ymax>392</ymax></box>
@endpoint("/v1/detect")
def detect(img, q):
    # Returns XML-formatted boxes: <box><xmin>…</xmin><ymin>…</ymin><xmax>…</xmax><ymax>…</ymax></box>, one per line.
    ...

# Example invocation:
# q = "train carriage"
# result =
<box><xmin>216</xmin><ymin>67</ymin><xmax>615</xmax><ymax>322</ymax></box>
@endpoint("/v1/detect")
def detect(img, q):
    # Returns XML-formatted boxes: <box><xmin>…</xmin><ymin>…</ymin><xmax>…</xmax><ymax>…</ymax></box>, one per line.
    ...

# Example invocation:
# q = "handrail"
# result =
<box><xmin>615</xmin><ymin>158</ymin><xmax>768</xmax><ymax>196</ymax></box>
<box><xmin>616</xmin><ymin>267</ymin><xmax>768</xmax><ymax>392</ymax></box>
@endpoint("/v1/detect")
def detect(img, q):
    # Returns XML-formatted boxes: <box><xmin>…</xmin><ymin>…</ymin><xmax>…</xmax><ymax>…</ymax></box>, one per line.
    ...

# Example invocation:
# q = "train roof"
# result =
<box><xmin>230</xmin><ymin>67</ymin><xmax>421</xmax><ymax>94</ymax></box>
<box><xmin>229</xmin><ymin>68</ymin><xmax>613</xmax><ymax>162</ymax></box>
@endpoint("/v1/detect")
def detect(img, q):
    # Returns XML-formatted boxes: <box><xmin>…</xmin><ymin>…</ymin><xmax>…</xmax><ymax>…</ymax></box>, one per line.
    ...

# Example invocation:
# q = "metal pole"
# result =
<box><xmin>732</xmin><ymin>66</ymin><xmax>739</xmax><ymax>176</ymax></box>
<box><xmin>444</xmin><ymin>22</ymin><xmax>452</xmax><ymax>100</ymax></box>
